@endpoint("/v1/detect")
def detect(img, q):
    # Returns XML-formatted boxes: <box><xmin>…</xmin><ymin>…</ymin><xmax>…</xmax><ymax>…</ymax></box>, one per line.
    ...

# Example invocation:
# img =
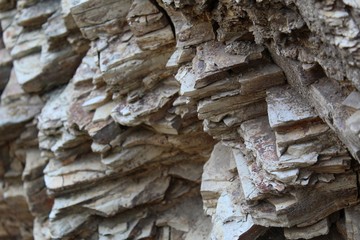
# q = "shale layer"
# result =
<box><xmin>1</xmin><ymin>0</ymin><xmax>360</xmax><ymax>239</ymax></box>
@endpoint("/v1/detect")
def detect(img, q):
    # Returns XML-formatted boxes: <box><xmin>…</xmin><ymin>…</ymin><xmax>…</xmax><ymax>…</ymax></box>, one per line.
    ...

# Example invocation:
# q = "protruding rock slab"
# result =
<box><xmin>267</xmin><ymin>85</ymin><xmax>319</xmax><ymax>129</ymax></box>
<box><xmin>284</xmin><ymin>218</ymin><xmax>330</xmax><ymax>239</ymax></box>
<box><xmin>192</xmin><ymin>41</ymin><xmax>264</xmax><ymax>89</ymax></box>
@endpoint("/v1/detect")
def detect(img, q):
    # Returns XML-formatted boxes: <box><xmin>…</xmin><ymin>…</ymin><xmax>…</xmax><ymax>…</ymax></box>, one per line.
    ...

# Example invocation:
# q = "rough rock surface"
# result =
<box><xmin>1</xmin><ymin>0</ymin><xmax>360</xmax><ymax>239</ymax></box>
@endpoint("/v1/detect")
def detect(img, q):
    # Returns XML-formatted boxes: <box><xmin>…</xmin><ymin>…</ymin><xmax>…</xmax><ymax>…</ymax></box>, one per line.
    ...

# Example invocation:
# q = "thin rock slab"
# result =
<box><xmin>17</xmin><ymin>0</ymin><xmax>60</xmax><ymax>27</ymax></box>
<box><xmin>267</xmin><ymin>85</ymin><xmax>319</xmax><ymax>129</ymax></box>
<box><xmin>200</xmin><ymin>142</ymin><xmax>236</xmax><ymax>212</ymax></box>
<box><xmin>192</xmin><ymin>41</ymin><xmax>264</xmax><ymax>89</ymax></box>
<box><xmin>248</xmin><ymin>173</ymin><xmax>358</xmax><ymax>228</ymax></box>
<box><xmin>69</xmin><ymin>0</ymin><xmax>131</xmax><ymax>28</ymax></box>
<box><xmin>345</xmin><ymin>204</ymin><xmax>360</xmax><ymax>240</ymax></box>
<box><xmin>210</xmin><ymin>177</ymin><xmax>267</xmax><ymax>240</ymax></box>
<box><xmin>82</xmin><ymin>173</ymin><xmax>170</xmax><ymax>217</ymax></box>
<box><xmin>232</xmin><ymin>148</ymin><xmax>263</xmax><ymax>201</ymax></box>
<box><xmin>284</xmin><ymin>218</ymin><xmax>330</xmax><ymax>239</ymax></box>
<box><xmin>10</xmin><ymin>29</ymin><xmax>45</xmax><ymax>59</ymax></box>
<box><xmin>44</xmin><ymin>153</ymin><xmax>108</xmax><ymax>193</ymax></box>
<box><xmin>156</xmin><ymin>1</ymin><xmax>215</xmax><ymax>48</ymax></box>
<box><xmin>126</xmin><ymin>0</ymin><xmax>168</xmax><ymax>37</ymax></box>
<box><xmin>0</xmin><ymin>95</ymin><xmax>43</xmax><ymax>142</ymax></box>
<box><xmin>111</xmin><ymin>80</ymin><xmax>179</xmax><ymax>126</ymax></box>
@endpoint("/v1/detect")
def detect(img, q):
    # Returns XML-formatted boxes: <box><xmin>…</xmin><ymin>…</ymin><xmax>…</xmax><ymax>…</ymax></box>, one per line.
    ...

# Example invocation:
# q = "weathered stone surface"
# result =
<box><xmin>17</xmin><ymin>0</ymin><xmax>59</xmax><ymax>27</ymax></box>
<box><xmin>267</xmin><ymin>85</ymin><xmax>318</xmax><ymax>129</ymax></box>
<box><xmin>192</xmin><ymin>41</ymin><xmax>264</xmax><ymax>89</ymax></box>
<box><xmin>126</xmin><ymin>0</ymin><xmax>168</xmax><ymax>37</ymax></box>
<box><xmin>284</xmin><ymin>218</ymin><xmax>330</xmax><ymax>239</ymax></box>
<box><xmin>70</xmin><ymin>0</ymin><xmax>131</xmax><ymax>40</ymax></box>
<box><xmin>2</xmin><ymin>0</ymin><xmax>360</xmax><ymax>239</ymax></box>
<box><xmin>112</xmin><ymin>79</ymin><xmax>179</xmax><ymax>126</ymax></box>
<box><xmin>210</xmin><ymin>179</ymin><xmax>266</xmax><ymax>240</ymax></box>
<box><xmin>345</xmin><ymin>205</ymin><xmax>360</xmax><ymax>240</ymax></box>
<box><xmin>10</xmin><ymin>29</ymin><xmax>45</xmax><ymax>59</ymax></box>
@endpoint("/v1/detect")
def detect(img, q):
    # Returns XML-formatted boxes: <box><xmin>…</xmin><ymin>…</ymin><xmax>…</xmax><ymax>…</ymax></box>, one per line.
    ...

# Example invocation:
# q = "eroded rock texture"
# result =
<box><xmin>1</xmin><ymin>0</ymin><xmax>360</xmax><ymax>239</ymax></box>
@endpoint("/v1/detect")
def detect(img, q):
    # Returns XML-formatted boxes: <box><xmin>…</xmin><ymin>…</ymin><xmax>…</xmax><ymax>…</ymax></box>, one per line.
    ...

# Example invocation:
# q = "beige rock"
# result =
<box><xmin>201</xmin><ymin>143</ymin><xmax>236</xmax><ymax>213</ymax></box>
<box><xmin>157</xmin><ymin>1</ymin><xmax>215</xmax><ymax>48</ymax></box>
<box><xmin>267</xmin><ymin>85</ymin><xmax>319</xmax><ymax>129</ymax></box>
<box><xmin>127</xmin><ymin>0</ymin><xmax>168</xmax><ymax>37</ymax></box>
<box><xmin>1</xmin><ymin>68</ymin><xmax>25</xmax><ymax>104</ymax></box>
<box><xmin>22</xmin><ymin>149</ymin><xmax>47</xmax><ymax>181</ymax></box>
<box><xmin>92</xmin><ymin>101</ymin><xmax>117</xmax><ymax>123</ymax></box>
<box><xmin>17</xmin><ymin>0</ymin><xmax>59</xmax><ymax>27</ymax></box>
<box><xmin>232</xmin><ymin>148</ymin><xmax>263</xmax><ymax>201</ymax></box>
<box><xmin>135</xmin><ymin>25</ymin><xmax>175</xmax><ymax>50</ymax></box>
<box><xmin>73</xmin><ymin>48</ymin><xmax>98</xmax><ymax>87</ymax></box>
<box><xmin>13</xmin><ymin>52</ymin><xmax>43</xmax><ymax>92</ymax></box>
<box><xmin>342</xmin><ymin>91</ymin><xmax>360</xmax><ymax>110</ymax></box>
<box><xmin>112</xmin><ymin>80</ymin><xmax>179</xmax><ymax>126</ymax></box>
<box><xmin>44</xmin><ymin>154</ymin><xmax>107</xmax><ymax>192</ymax></box>
<box><xmin>10</xmin><ymin>29</ymin><xmax>45</xmax><ymax>59</ymax></box>
<box><xmin>284</xmin><ymin>218</ymin><xmax>330</xmax><ymax>239</ymax></box>
<box><xmin>83</xmin><ymin>173</ymin><xmax>170</xmax><ymax>217</ymax></box>
<box><xmin>211</xmin><ymin>181</ymin><xmax>266</xmax><ymax>240</ymax></box>
<box><xmin>192</xmin><ymin>41</ymin><xmax>264</xmax><ymax>89</ymax></box>
<box><xmin>70</xmin><ymin>0</ymin><xmax>131</xmax><ymax>39</ymax></box>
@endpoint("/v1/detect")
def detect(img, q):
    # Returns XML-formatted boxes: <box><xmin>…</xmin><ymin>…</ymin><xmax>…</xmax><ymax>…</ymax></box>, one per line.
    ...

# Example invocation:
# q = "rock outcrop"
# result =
<box><xmin>1</xmin><ymin>0</ymin><xmax>360</xmax><ymax>239</ymax></box>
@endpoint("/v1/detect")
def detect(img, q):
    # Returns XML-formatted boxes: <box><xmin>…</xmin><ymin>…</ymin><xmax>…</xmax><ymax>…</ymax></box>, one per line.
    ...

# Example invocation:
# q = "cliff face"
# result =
<box><xmin>1</xmin><ymin>0</ymin><xmax>360</xmax><ymax>239</ymax></box>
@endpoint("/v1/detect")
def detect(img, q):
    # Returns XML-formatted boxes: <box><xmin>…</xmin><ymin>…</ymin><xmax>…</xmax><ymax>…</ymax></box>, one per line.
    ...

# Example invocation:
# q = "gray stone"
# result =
<box><xmin>284</xmin><ymin>218</ymin><xmax>330</xmax><ymax>239</ymax></box>
<box><xmin>267</xmin><ymin>85</ymin><xmax>318</xmax><ymax>129</ymax></box>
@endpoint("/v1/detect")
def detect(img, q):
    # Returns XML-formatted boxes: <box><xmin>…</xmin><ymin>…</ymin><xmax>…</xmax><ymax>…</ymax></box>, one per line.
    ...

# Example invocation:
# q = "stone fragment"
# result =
<box><xmin>135</xmin><ymin>25</ymin><xmax>175</xmax><ymax>50</ymax></box>
<box><xmin>101</xmin><ymin>145</ymin><xmax>168</xmax><ymax>172</ymax></box>
<box><xmin>240</xmin><ymin>117</ymin><xmax>279</xmax><ymax>173</ymax></box>
<box><xmin>17</xmin><ymin>0</ymin><xmax>59</xmax><ymax>27</ymax></box>
<box><xmin>210</xmin><ymin>181</ymin><xmax>266</xmax><ymax>240</ymax></box>
<box><xmin>267</xmin><ymin>85</ymin><xmax>318</xmax><ymax>129</ymax></box>
<box><xmin>0</xmin><ymin>48</ymin><xmax>12</xmax><ymax>90</ymax></box>
<box><xmin>112</xmin><ymin>80</ymin><xmax>179</xmax><ymax>126</ymax></box>
<box><xmin>126</xmin><ymin>0</ymin><xmax>168</xmax><ymax>37</ymax></box>
<box><xmin>284</xmin><ymin>218</ymin><xmax>330</xmax><ymax>239</ymax></box>
<box><xmin>70</xmin><ymin>0</ymin><xmax>131</xmax><ymax>40</ymax></box>
<box><xmin>73</xmin><ymin>48</ymin><xmax>98</xmax><ymax>87</ymax></box>
<box><xmin>44</xmin><ymin>154</ymin><xmax>107</xmax><ymax>192</ymax></box>
<box><xmin>346</xmin><ymin>110</ymin><xmax>360</xmax><ymax>135</ymax></box>
<box><xmin>192</xmin><ymin>41</ymin><xmax>264</xmax><ymax>88</ymax></box>
<box><xmin>232</xmin><ymin>148</ymin><xmax>262</xmax><ymax>201</ymax></box>
<box><xmin>1</xmin><ymin>68</ymin><xmax>25</xmax><ymax>103</ymax></box>
<box><xmin>249</xmin><ymin>173</ymin><xmax>358</xmax><ymax>228</ymax></box>
<box><xmin>49</xmin><ymin>213</ymin><xmax>91</xmax><ymax>239</ymax></box>
<box><xmin>0</xmin><ymin>95</ymin><xmax>43</xmax><ymax>142</ymax></box>
<box><xmin>13</xmin><ymin>53</ymin><xmax>42</xmax><ymax>92</ymax></box>
<box><xmin>10</xmin><ymin>29</ymin><xmax>45</xmax><ymax>59</ymax></box>
<box><xmin>92</xmin><ymin>101</ymin><xmax>117</xmax><ymax>123</ymax></box>
<box><xmin>157</xmin><ymin>1</ymin><xmax>215</xmax><ymax>47</ymax></box>
<box><xmin>197</xmin><ymin>91</ymin><xmax>266</xmax><ymax>120</ymax></box>
<box><xmin>342</xmin><ymin>91</ymin><xmax>360</xmax><ymax>110</ymax></box>
<box><xmin>343</xmin><ymin>0</ymin><xmax>360</xmax><ymax>8</ymax></box>
<box><xmin>22</xmin><ymin>149</ymin><xmax>47</xmax><ymax>181</ymax></box>
<box><xmin>345</xmin><ymin>204</ymin><xmax>360</xmax><ymax>240</ymax></box>
<box><xmin>83</xmin><ymin>172</ymin><xmax>170</xmax><ymax>217</ymax></box>
<box><xmin>81</xmin><ymin>91</ymin><xmax>110</xmax><ymax>111</ymax></box>
<box><xmin>2</xmin><ymin>21</ymin><xmax>22</xmax><ymax>49</ymax></box>
<box><xmin>200</xmin><ymin>143</ymin><xmax>235</xmax><ymax>214</ymax></box>
<box><xmin>310</xmin><ymin>78</ymin><xmax>360</xmax><ymax>161</ymax></box>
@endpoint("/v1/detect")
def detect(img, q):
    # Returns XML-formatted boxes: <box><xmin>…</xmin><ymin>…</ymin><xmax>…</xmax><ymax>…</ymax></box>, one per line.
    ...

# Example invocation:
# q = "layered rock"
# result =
<box><xmin>1</xmin><ymin>0</ymin><xmax>360</xmax><ymax>240</ymax></box>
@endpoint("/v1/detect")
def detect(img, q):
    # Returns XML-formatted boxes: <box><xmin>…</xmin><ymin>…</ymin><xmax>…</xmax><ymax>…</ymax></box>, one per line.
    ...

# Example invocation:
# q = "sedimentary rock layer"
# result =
<box><xmin>1</xmin><ymin>0</ymin><xmax>360</xmax><ymax>239</ymax></box>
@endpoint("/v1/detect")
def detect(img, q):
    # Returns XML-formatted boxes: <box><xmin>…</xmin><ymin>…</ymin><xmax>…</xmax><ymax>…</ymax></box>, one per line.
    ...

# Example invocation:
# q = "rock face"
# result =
<box><xmin>1</xmin><ymin>0</ymin><xmax>360</xmax><ymax>239</ymax></box>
